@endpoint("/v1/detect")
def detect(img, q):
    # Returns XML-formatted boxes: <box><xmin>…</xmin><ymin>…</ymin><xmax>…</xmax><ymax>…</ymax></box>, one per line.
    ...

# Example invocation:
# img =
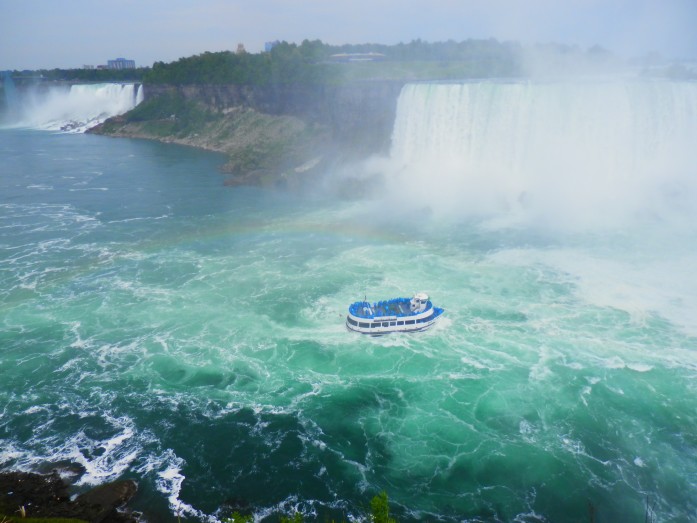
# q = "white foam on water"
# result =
<box><xmin>22</xmin><ymin>405</ymin><xmax>48</xmax><ymax>415</ymax></box>
<box><xmin>626</xmin><ymin>363</ymin><xmax>653</xmax><ymax>373</ymax></box>
<box><xmin>601</xmin><ymin>356</ymin><xmax>627</xmax><ymax>370</ymax></box>
<box><xmin>70</xmin><ymin>419</ymin><xmax>139</xmax><ymax>486</ymax></box>
<box><xmin>155</xmin><ymin>465</ymin><xmax>213</xmax><ymax>522</ymax></box>
<box><xmin>0</xmin><ymin>408</ymin><xmax>146</xmax><ymax>489</ymax></box>
<box><xmin>0</xmin><ymin>443</ymin><xmax>23</xmax><ymax>467</ymax></box>
<box><xmin>459</xmin><ymin>355</ymin><xmax>488</xmax><ymax>370</ymax></box>
<box><xmin>66</xmin><ymin>321</ymin><xmax>88</xmax><ymax>349</ymax></box>
<box><xmin>518</xmin><ymin>419</ymin><xmax>538</xmax><ymax>443</ymax></box>
<box><xmin>488</xmin><ymin>244</ymin><xmax>697</xmax><ymax>340</ymax></box>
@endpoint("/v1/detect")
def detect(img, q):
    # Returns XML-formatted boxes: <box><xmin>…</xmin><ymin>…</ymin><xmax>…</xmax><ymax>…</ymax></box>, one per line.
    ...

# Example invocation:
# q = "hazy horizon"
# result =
<box><xmin>1</xmin><ymin>0</ymin><xmax>696</xmax><ymax>71</ymax></box>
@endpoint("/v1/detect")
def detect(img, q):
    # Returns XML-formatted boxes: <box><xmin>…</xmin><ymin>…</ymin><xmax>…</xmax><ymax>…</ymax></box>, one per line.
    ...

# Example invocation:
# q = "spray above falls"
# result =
<box><xmin>5</xmin><ymin>82</ymin><xmax>143</xmax><ymax>133</ymax></box>
<box><xmin>386</xmin><ymin>80</ymin><xmax>697</xmax><ymax>230</ymax></box>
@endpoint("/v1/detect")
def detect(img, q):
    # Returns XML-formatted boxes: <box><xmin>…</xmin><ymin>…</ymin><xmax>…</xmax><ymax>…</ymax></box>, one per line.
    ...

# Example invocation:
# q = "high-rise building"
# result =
<box><xmin>107</xmin><ymin>58</ymin><xmax>136</xmax><ymax>70</ymax></box>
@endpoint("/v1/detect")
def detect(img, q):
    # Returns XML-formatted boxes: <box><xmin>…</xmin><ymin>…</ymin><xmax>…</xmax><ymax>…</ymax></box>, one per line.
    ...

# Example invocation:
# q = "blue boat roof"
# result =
<box><xmin>348</xmin><ymin>297</ymin><xmax>432</xmax><ymax>319</ymax></box>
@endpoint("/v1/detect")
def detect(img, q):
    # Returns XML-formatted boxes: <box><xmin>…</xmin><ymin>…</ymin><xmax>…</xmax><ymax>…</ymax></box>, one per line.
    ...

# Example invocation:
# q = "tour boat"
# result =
<box><xmin>346</xmin><ymin>292</ymin><xmax>444</xmax><ymax>335</ymax></box>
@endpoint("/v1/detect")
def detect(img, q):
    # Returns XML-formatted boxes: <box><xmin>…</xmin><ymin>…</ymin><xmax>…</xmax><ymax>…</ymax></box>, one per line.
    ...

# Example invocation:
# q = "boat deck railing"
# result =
<box><xmin>348</xmin><ymin>298</ymin><xmax>432</xmax><ymax>319</ymax></box>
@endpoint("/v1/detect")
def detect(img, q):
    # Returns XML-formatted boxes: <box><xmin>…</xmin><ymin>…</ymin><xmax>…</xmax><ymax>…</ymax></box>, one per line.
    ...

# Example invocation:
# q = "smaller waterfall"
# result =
<box><xmin>135</xmin><ymin>84</ymin><xmax>145</xmax><ymax>105</ymax></box>
<box><xmin>8</xmin><ymin>82</ymin><xmax>143</xmax><ymax>133</ymax></box>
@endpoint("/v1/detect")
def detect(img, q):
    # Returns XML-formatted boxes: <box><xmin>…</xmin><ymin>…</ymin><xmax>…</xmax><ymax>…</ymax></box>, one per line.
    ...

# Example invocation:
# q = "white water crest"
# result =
<box><xmin>13</xmin><ymin>83</ymin><xmax>142</xmax><ymax>133</ymax></box>
<box><xmin>386</xmin><ymin>79</ymin><xmax>697</xmax><ymax>230</ymax></box>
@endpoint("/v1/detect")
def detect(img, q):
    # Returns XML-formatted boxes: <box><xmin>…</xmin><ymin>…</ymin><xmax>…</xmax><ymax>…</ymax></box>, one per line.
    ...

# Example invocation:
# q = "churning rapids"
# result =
<box><xmin>1</xmin><ymin>79</ymin><xmax>697</xmax><ymax>522</ymax></box>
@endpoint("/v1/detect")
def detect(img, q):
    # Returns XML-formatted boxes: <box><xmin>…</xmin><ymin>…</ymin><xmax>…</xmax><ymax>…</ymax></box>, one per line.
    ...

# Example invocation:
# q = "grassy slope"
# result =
<box><xmin>94</xmin><ymin>94</ymin><xmax>331</xmax><ymax>186</ymax></box>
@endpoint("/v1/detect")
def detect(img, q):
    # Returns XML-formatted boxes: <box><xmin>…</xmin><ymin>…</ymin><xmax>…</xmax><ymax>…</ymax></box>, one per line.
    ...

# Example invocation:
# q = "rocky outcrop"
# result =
<box><xmin>142</xmin><ymin>80</ymin><xmax>406</xmax><ymax>156</ymax></box>
<box><xmin>92</xmin><ymin>80</ymin><xmax>406</xmax><ymax>188</ymax></box>
<box><xmin>0</xmin><ymin>470</ymin><xmax>138</xmax><ymax>523</ymax></box>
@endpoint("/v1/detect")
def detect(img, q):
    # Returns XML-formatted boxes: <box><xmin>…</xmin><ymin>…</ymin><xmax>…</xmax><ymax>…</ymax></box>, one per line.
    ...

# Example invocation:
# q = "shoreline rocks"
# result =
<box><xmin>0</xmin><ymin>470</ymin><xmax>139</xmax><ymax>523</ymax></box>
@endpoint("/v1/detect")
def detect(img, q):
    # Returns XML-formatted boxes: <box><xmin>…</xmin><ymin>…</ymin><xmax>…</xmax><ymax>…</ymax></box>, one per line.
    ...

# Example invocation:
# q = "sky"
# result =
<box><xmin>1</xmin><ymin>0</ymin><xmax>696</xmax><ymax>70</ymax></box>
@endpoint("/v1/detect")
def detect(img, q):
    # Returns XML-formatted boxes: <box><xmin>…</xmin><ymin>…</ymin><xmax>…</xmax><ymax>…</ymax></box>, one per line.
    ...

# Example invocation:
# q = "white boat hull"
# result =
<box><xmin>346</xmin><ymin>299</ymin><xmax>444</xmax><ymax>335</ymax></box>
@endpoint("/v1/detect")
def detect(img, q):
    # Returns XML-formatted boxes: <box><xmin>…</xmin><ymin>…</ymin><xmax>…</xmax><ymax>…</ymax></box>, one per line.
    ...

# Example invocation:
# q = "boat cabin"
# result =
<box><xmin>410</xmin><ymin>292</ymin><xmax>429</xmax><ymax>313</ymax></box>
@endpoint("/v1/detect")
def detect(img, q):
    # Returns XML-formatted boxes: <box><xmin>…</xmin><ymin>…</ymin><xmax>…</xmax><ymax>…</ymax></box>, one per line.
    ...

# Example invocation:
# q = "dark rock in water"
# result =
<box><xmin>0</xmin><ymin>470</ymin><xmax>70</xmax><ymax>512</ymax></box>
<box><xmin>38</xmin><ymin>460</ymin><xmax>88</xmax><ymax>484</ymax></box>
<box><xmin>74</xmin><ymin>480</ymin><xmax>138</xmax><ymax>523</ymax></box>
<box><xmin>0</xmin><ymin>470</ymin><xmax>138</xmax><ymax>523</ymax></box>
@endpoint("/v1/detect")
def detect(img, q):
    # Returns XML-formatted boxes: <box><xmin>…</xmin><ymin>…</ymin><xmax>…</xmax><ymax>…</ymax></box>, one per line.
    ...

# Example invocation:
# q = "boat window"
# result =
<box><xmin>347</xmin><ymin>318</ymin><xmax>358</xmax><ymax>326</ymax></box>
<box><xmin>371</xmin><ymin>322</ymin><xmax>380</xmax><ymax>328</ymax></box>
<box><xmin>406</xmin><ymin>320</ymin><xmax>416</xmax><ymax>325</ymax></box>
<box><xmin>397</xmin><ymin>321</ymin><xmax>404</xmax><ymax>326</ymax></box>
<box><xmin>382</xmin><ymin>322</ymin><xmax>389</xmax><ymax>327</ymax></box>
<box><xmin>390</xmin><ymin>322</ymin><xmax>396</xmax><ymax>326</ymax></box>
<box><xmin>359</xmin><ymin>322</ymin><xmax>370</xmax><ymax>328</ymax></box>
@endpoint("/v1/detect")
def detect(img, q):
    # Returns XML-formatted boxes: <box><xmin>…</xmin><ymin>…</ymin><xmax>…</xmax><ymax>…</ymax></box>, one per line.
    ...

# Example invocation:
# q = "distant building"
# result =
<box><xmin>236</xmin><ymin>43</ymin><xmax>246</xmax><ymax>55</ymax></box>
<box><xmin>82</xmin><ymin>65</ymin><xmax>95</xmax><ymax>70</ymax></box>
<box><xmin>107</xmin><ymin>58</ymin><xmax>136</xmax><ymax>70</ymax></box>
<box><xmin>265</xmin><ymin>40</ymin><xmax>280</xmax><ymax>52</ymax></box>
<box><xmin>329</xmin><ymin>52</ymin><xmax>386</xmax><ymax>63</ymax></box>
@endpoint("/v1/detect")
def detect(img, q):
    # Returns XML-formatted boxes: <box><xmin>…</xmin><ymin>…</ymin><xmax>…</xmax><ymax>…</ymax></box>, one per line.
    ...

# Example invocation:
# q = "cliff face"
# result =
<box><xmin>92</xmin><ymin>80</ymin><xmax>406</xmax><ymax>187</ymax></box>
<box><xmin>143</xmin><ymin>81</ymin><xmax>406</xmax><ymax>155</ymax></box>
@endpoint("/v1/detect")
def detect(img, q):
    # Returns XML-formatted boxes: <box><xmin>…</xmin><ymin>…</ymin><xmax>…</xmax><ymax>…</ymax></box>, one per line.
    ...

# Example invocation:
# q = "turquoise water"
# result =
<box><xmin>2</xmin><ymin>96</ymin><xmax>697</xmax><ymax>522</ymax></box>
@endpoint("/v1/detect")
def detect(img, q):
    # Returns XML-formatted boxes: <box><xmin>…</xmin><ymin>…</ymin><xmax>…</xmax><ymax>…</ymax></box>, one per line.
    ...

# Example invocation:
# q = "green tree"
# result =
<box><xmin>279</xmin><ymin>512</ymin><xmax>304</xmax><ymax>523</ymax></box>
<box><xmin>224</xmin><ymin>512</ymin><xmax>253</xmax><ymax>523</ymax></box>
<box><xmin>370</xmin><ymin>491</ymin><xmax>396</xmax><ymax>523</ymax></box>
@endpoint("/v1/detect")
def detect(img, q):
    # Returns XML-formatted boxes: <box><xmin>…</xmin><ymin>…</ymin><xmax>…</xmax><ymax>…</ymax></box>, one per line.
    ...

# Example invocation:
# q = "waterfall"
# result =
<box><xmin>387</xmin><ymin>79</ymin><xmax>697</xmax><ymax>229</ymax></box>
<box><xmin>9</xmin><ymin>82</ymin><xmax>143</xmax><ymax>133</ymax></box>
<box><xmin>135</xmin><ymin>84</ymin><xmax>145</xmax><ymax>105</ymax></box>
